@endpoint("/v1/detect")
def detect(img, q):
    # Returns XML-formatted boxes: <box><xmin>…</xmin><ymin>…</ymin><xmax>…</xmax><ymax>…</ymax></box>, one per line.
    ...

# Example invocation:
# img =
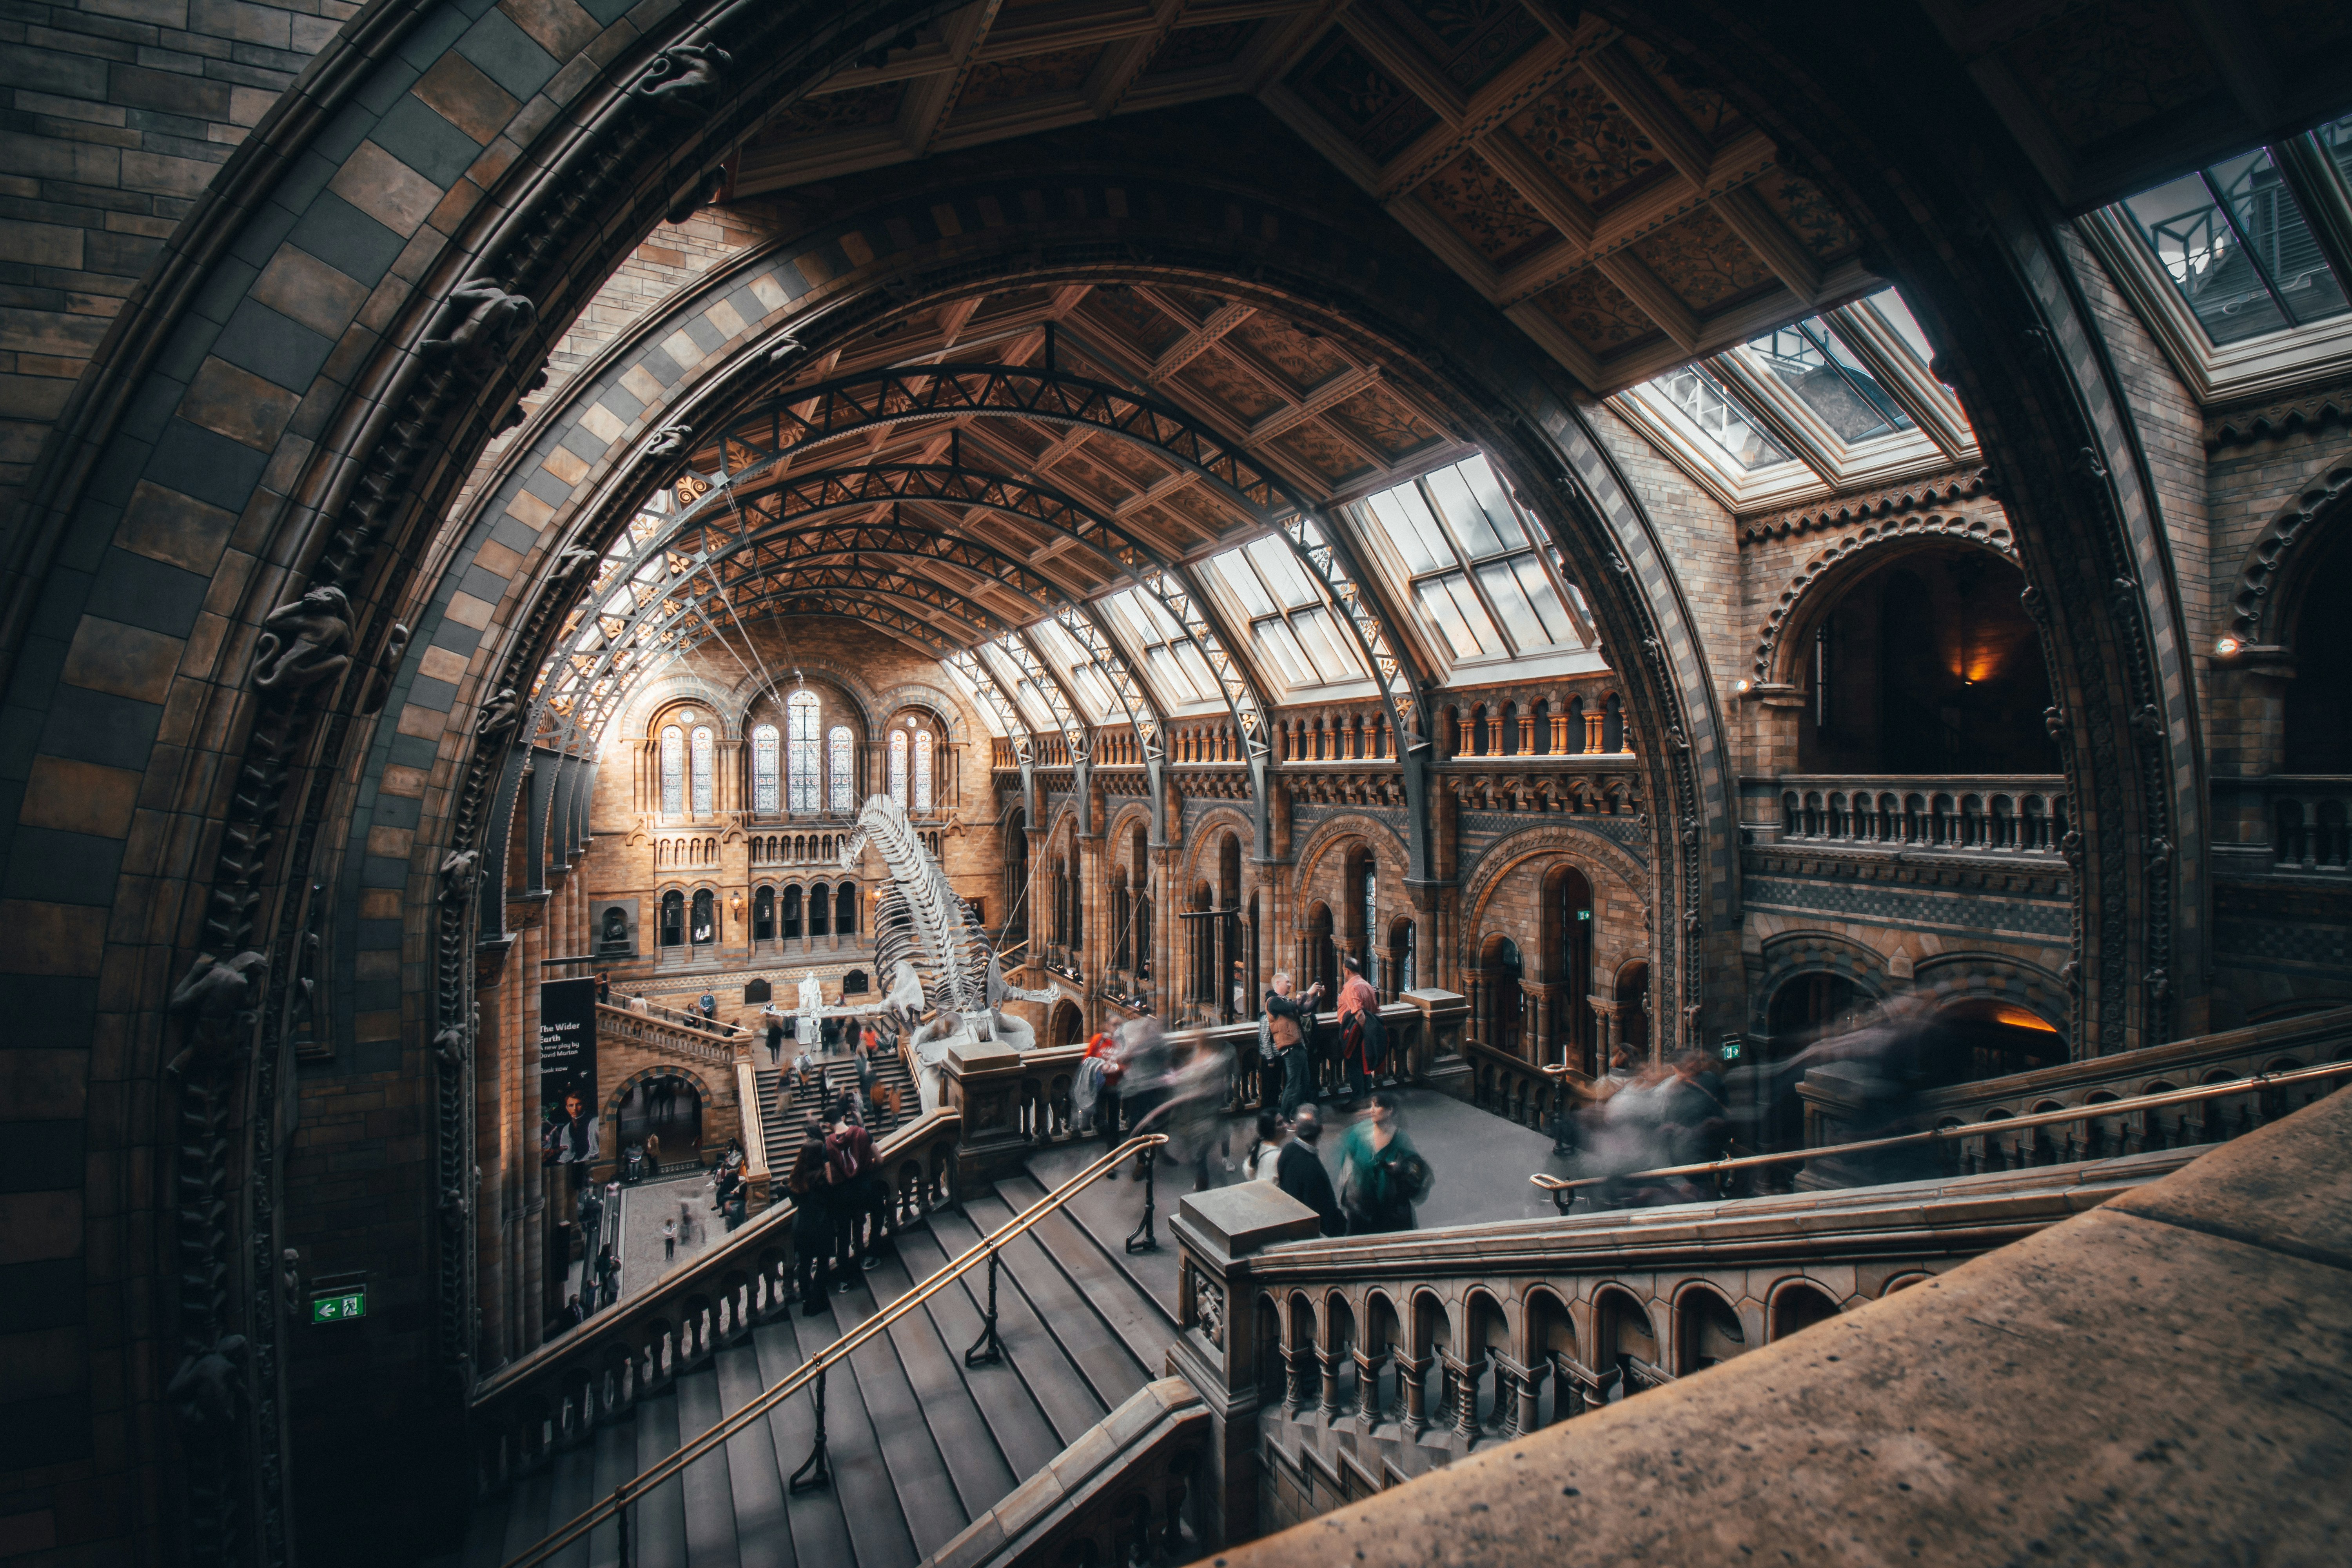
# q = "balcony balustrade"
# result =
<box><xmin>1746</xmin><ymin>775</ymin><xmax>2068</xmax><ymax>854</ymax></box>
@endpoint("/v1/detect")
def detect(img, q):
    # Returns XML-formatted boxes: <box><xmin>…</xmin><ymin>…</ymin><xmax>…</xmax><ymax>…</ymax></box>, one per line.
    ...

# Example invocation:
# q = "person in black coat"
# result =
<box><xmin>1275</xmin><ymin>1103</ymin><xmax>1344</xmax><ymax>1236</ymax></box>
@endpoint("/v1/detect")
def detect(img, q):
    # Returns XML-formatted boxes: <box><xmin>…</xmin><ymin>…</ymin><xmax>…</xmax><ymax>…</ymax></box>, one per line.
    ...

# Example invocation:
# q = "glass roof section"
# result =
<box><xmin>1205</xmin><ymin>539</ymin><xmax>1370</xmax><ymax>698</ymax></box>
<box><xmin>1349</xmin><ymin>454</ymin><xmax>1598</xmax><ymax>682</ymax></box>
<box><xmin>1103</xmin><ymin>587</ymin><xmax>1223</xmax><ymax>712</ymax></box>
<box><xmin>1611</xmin><ymin>285</ymin><xmax>1975</xmax><ymax>508</ymax></box>
<box><xmin>2121</xmin><ymin>148</ymin><xmax>2348</xmax><ymax>343</ymax></box>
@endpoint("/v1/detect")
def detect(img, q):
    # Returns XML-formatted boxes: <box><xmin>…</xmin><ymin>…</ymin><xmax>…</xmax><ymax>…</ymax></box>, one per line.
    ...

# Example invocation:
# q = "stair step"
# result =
<box><xmin>746</xmin><ymin>1323</ymin><xmax>857</xmax><ymax>1568</ymax></box>
<box><xmin>957</xmin><ymin>1193</ymin><xmax>1152</xmax><ymax>1416</ymax></box>
<box><xmin>994</xmin><ymin>1172</ymin><xmax>1178</xmax><ymax>1378</ymax></box>
<box><xmin>676</xmin><ymin>1370</ymin><xmax>745</xmax><ymax>1568</ymax></box>
<box><xmin>629</xmin><ymin>1390</ymin><xmax>690</xmax><ymax>1568</ymax></box>
<box><xmin>889</xmin><ymin>1225</ymin><xmax>1084</xmax><ymax>1477</ymax></box>
<box><xmin>786</xmin><ymin>1296</ymin><xmax>922</xmax><ymax>1568</ymax></box>
<box><xmin>921</xmin><ymin>1210</ymin><xmax>1113</xmax><ymax>1450</ymax></box>
<box><xmin>1020</xmin><ymin>1143</ymin><xmax>1186</xmax><ymax>1320</ymax></box>
<box><xmin>855</xmin><ymin>1249</ymin><xmax>1020</xmax><ymax>1519</ymax></box>
<box><xmin>825</xmin><ymin>1270</ymin><xmax>976</xmax><ymax>1558</ymax></box>
<box><xmin>710</xmin><ymin>1341</ymin><xmax>794</xmax><ymax>1568</ymax></box>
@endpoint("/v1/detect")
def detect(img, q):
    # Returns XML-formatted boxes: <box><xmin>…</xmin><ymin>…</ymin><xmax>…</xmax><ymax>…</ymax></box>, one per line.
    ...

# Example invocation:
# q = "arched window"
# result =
<box><xmin>690</xmin><ymin>888</ymin><xmax>715</xmax><ymax>945</ymax></box>
<box><xmin>809</xmin><ymin>880</ymin><xmax>830</xmax><ymax>937</ymax></box>
<box><xmin>836</xmin><ymin>883</ymin><xmax>857</xmax><ymax>936</ymax></box>
<box><xmin>786</xmin><ymin>690</ymin><xmax>820</xmax><ymax>811</ymax></box>
<box><xmin>889</xmin><ymin>728</ymin><xmax>909</xmax><ymax>806</ymax></box>
<box><xmin>690</xmin><ymin>726</ymin><xmax>714</xmax><ymax>815</ymax></box>
<box><xmin>780</xmin><ymin>885</ymin><xmax>802</xmax><ymax>941</ymax></box>
<box><xmin>914</xmin><ymin>729</ymin><xmax>935</xmax><ymax>812</ymax></box>
<box><xmin>828</xmin><ymin>724</ymin><xmax>854</xmax><ymax>813</ymax></box>
<box><xmin>659</xmin><ymin>725</ymin><xmax>684</xmax><ymax>815</ymax></box>
<box><xmin>751</xmin><ymin>723</ymin><xmax>780</xmax><ymax>814</ymax></box>
<box><xmin>752</xmin><ymin>885</ymin><xmax>774</xmax><ymax>941</ymax></box>
<box><xmin>1361</xmin><ymin>861</ymin><xmax>1378</xmax><ymax>977</ymax></box>
<box><xmin>659</xmin><ymin>889</ymin><xmax>684</xmax><ymax>946</ymax></box>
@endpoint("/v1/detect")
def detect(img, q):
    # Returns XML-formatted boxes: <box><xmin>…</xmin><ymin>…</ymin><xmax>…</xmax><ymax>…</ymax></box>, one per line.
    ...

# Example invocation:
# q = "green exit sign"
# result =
<box><xmin>310</xmin><ymin>1289</ymin><xmax>367</xmax><ymax>1324</ymax></box>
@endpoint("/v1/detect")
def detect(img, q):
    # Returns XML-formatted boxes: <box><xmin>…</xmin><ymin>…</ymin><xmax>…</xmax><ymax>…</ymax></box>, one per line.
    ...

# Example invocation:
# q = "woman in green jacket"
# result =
<box><xmin>1337</xmin><ymin>1091</ymin><xmax>1428</xmax><ymax>1234</ymax></box>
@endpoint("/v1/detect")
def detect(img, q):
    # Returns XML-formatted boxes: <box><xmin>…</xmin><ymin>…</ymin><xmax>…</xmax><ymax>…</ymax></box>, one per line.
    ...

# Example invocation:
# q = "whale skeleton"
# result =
<box><xmin>822</xmin><ymin>795</ymin><xmax>1056</xmax><ymax>1080</ymax></box>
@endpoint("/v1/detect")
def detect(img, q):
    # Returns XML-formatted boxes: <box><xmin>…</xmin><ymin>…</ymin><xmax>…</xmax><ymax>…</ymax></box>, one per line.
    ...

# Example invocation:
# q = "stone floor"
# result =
<box><xmin>1025</xmin><ymin>1086</ymin><xmax>1576</xmax><ymax>1314</ymax></box>
<box><xmin>615</xmin><ymin>1170</ymin><xmax>726</xmax><ymax>1300</ymax></box>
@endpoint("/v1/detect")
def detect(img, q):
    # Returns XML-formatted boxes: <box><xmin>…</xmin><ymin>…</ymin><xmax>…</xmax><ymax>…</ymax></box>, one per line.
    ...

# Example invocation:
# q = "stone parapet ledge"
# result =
<box><xmin>1209</xmin><ymin>1084</ymin><xmax>2352</xmax><ymax>1566</ymax></box>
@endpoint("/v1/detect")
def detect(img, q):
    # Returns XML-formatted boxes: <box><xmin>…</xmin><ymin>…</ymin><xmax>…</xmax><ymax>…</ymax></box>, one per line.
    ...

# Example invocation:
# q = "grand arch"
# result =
<box><xmin>0</xmin><ymin>1</ymin><xmax>2252</xmax><ymax>1561</ymax></box>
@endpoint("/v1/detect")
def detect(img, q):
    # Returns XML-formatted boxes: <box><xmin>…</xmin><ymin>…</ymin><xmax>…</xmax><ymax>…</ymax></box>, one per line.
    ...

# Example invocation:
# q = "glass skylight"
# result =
<box><xmin>1105</xmin><ymin>587</ymin><xmax>1220</xmax><ymax>709</ymax></box>
<box><xmin>1654</xmin><ymin>366</ymin><xmax>1791</xmax><ymax>470</ymax></box>
<box><xmin>1351</xmin><ymin>454</ymin><xmax>1590</xmax><ymax>671</ymax></box>
<box><xmin>2121</xmin><ymin>145</ymin><xmax>2350</xmax><ymax>345</ymax></box>
<box><xmin>1207</xmin><ymin>539</ymin><xmax>1368</xmax><ymax>696</ymax></box>
<box><xmin>1744</xmin><ymin>318</ymin><xmax>1913</xmax><ymax>444</ymax></box>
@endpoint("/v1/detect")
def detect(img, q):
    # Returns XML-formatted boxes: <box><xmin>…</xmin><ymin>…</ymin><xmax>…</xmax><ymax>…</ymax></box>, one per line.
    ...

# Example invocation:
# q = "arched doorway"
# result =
<box><xmin>659</xmin><ymin>889</ymin><xmax>684</xmax><ymax>949</ymax></box>
<box><xmin>1486</xmin><ymin>937</ymin><xmax>1525</xmax><ymax>1058</ymax></box>
<box><xmin>689</xmin><ymin>889</ymin><xmax>716</xmax><ymax>947</ymax></box>
<box><xmin>617</xmin><ymin>1073</ymin><xmax>704</xmax><ymax>1179</ymax></box>
<box><xmin>1755</xmin><ymin>971</ymin><xmax>1872</xmax><ymax>1150</ymax></box>
<box><xmin>1934</xmin><ymin>998</ymin><xmax>2067</xmax><ymax>1082</ymax></box>
<box><xmin>751</xmin><ymin>885</ymin><xmax>775</xmax><ymax>943</ymax></box>
<box><xmin>1046</xmin><ymin>999</ymin><xmax>1084</xmax><ymax>1048</ymax></box>
<box><xmin>1307</xmin><ymin>904</ymin><xmax>1337</xmax><ymax>1000</ymax></box>
<box><xmin>2284</xmin><ymin>522</ymin><xmax>2352</xmax><ymax>773</ymax></box>
<box><xmin>1546</xmin><ymin>865</ymin><xmax>1594</xmax><ymax>1070</ymax></box>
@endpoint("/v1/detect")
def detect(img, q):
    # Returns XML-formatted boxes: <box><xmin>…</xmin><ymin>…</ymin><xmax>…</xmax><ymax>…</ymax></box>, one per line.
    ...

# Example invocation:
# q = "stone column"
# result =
<box><xmin>1583</xmin><ymin>711</ymin><xmax>1603</xmax><ymax>753</ymax></box>
<box><xmin>1550</xmin><ymin>710</ymin><xmax>1571</xmax><ymax>754</ymax></box>
<box><xmin>1398</xmin><ymin>1351</ymin><xmax>1431</xmax><ymax>1435</ymax></box>
<box><xmin>1353</xmin><ymin>1348</ymin><xmax>1387</xmax><ymax>1427</ymax></box>
<box><xmin>1521</xmin><ymin>980</ymin><xmax>1560</xmax><ymax>1065</ymax></box>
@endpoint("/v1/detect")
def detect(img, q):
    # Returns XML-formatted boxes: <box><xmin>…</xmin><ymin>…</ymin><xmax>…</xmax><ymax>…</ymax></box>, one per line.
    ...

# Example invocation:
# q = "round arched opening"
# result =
<box><xmin>618</xmin><ymin>1074</ymin><xmax>704</xmax><ymax>1180</ymax></box>
<box><xmin>1797</xmin><ymin>546</ymin><xmax>2057</xmax><ymax>774</ymax></box>
<box><xmin>1676</xmin><ymin>1288</ymin><xmax>1748</xmax><ymax>1374</ymax></box>
<box><xmin>2284</xmin><ymin>523</ymin><xmax>2352</xmax><ymax>774</ymax></box>
<box><xmin>1934</xmin><ymin>997</ymin><xmax>2067</xmax><ymax>1080</ymax></box>
<box><xmin>1770</xmin><ymin>1282</ymin><xmax>1840</xmax><ymax>1343</ymax></box>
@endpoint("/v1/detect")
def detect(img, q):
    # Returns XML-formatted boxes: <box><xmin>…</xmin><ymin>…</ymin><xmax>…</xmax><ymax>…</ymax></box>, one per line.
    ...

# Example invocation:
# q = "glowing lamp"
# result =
<box><xmin>2214</xmin><ymin>636</ymin><xmax>2241</xmax><ymax>658</ymax></box>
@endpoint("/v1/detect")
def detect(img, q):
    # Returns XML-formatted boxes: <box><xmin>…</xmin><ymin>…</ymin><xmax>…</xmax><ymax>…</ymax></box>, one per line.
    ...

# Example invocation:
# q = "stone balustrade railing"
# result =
<box><xmin>1004</xmin><ymin>1000</ymin><xmax>1445</xmax><ymax>1151</ymax></box>
<box><xmin>594</xmin><ymin>1000</ymin><xmax>739</xmax><ymax>1068</ymax></box>
<box><xmin>917</xmin><ymin>1379</ymin><xmax>1209</xmax><ymax>1568</ymax></box>
<box><xmin>1745</xmin><ymin>774</ymin><xmax>2069</xmax><ymax>853</ymax></box>
<box><xmin>465</xmin><ymin>1109</ymin><xmax>962</xmax><ymax>1490</ymax></box>
<box><xmin>1464</xmin><ymin>1039</ymin><xmax>1580</xmax><ymax>1135</ymax></box>
<box><xmin>1798</xmin><ymin>1004</ymin><xmax>2352</xmax><ymax>1165</ymax></box>
<box><xmin>1165</xmin><ymin>1146</ymin><xmax>2194</xmax><ymax>1547</ymax></box>
<box><xmin>2211</xmin><ymin>773</ymin><xmax>2352</xmax><ymax>872</ymax></box>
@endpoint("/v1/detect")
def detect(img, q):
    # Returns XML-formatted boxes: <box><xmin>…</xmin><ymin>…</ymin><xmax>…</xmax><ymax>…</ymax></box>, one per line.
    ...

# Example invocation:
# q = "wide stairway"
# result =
<box><xmin>448</xmin><ymin>1158</ymin><xmax>1178</xmax><ymax>1568</ymax></box>
<box><xmin>755</xmin><ymin>1049</ymin><xmax>923</xmax><ymax>1154</ymax></box>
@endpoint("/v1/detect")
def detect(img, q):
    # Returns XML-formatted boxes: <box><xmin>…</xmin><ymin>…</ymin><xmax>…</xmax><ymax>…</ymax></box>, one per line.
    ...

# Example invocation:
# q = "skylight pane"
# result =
<box><xmin>1107</xmin><ymin>591</ymin><xmax>1156</xmax><ymax>647</ymax></box>
<box><xmin>1144</xmin><ymin>645</ymin><xmax>1198</xmax><ymax>705</ymax></box>
<box><xmin>1425</xmin><ymin>464</ymin><xmax>1512</xmax><ymax>559</ymax></box>
<box><xmin>1746</xmin><ymin>320</ymin><xmax>1903</xmax><ymax>443</ymax></box>
<box><xmin>1033</xmin><ymin>619</ymin><xmax>1081</xmax><ymax>664</ymax></box>
<box><xmin>1071</xmin><ymin>664</ymin><xmax>1118</xmax><ymax>721</ymax></box>
<box><xmin>1655</xmin><ymin>367</ymin><xmax>1790</xmax><ymax>470</ymax></box>
<box><xmin>2122</xmin><ymin>171</ymin><xmax>2290</xmax><ymax>344</ymax></box>
<box><xmin>1364</xmin><ymin>487</ymin><xmax>1450</xmax><ymax>573</ymax></box>
<box><xmin>1290</xmin><ymin>608</ymin><xmax>1364</xmax><ymax>682</ymax></box>
<box><xmin>1250</xmin><ymin>619</ymin><xmax>1312</xmax><ymax>688</ymax></box>
<box><xmin>1459</xmin><ymin>456</ymin><xmax>1529</xmax><ymax>550</ymax></box>
<box><xmin>1473</xmin><ymin>559</ymin><xmax>1552</xmax><ymax>650</ymax></box>
<box><xmin>1416</xmin><ymin>575</ymin><xmax>1495</xmax><ymax>660</ymax></box>
<box><xmin>1245</xmin><ymin>536</ymin><xmax>1318</xmax><ymax>608</ymax></box>
<box><xmin>1176</xmin><ymin>642</ymin><xmax>1221</xmax><ymax>702</ymax></box>
<box><xmin>1211</xmin><ymin>550</ymin><xmax>1276</xmax><ymax>615</ymax></box>
<box><xmin>1866</xmin><ymin>287</ymin><xmax>1935</xmax><ymax>363</ymax></box>
<box><xmin>2205</xmin><ymin>147</ymin><xmax>2347</xmax><ymax>326</ymax></box>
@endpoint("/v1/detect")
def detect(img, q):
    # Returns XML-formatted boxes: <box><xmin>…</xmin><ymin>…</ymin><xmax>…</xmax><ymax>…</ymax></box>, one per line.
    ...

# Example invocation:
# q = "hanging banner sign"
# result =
<box><xmin>539</xmin><ymin>977</ymin><xmax>600</xmax><ymax>1166</ymax></box>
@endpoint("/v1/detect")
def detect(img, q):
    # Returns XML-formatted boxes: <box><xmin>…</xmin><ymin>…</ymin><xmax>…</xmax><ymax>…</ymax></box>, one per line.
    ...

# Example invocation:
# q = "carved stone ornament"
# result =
<box><xmin>1190</xmin><ymin>1265</ymin><xmax>1226</xmax><ymax>1349</ymax></box>
<box><xmin>359</xmin><ymin>621</ymin><xmax>410</xmax><ymax>715</ymax></box>
<box><xmin>630</xmin><ymin>42</ymin><xmax>732</xmax><ymax>118</ymax></box>
<box><xmin>646</xmin><ymin>423</ymin><xmax>693</xmax><ymax>457</ymax></box>
<box><xmin>250</xmin><ymin>586</ymin><xmax>354</xmax><ymax>701</ymax></box>
<box><xmin>165</xmin><ymin>951</ymin><xmax>269</xmax><ymax>1082</ymax></box>
<box><xmin>433</xmin><ymin>1023</ymin><xmax>467</xmax><ymax>1074</ymax></box>
<box><xmin>420</xmin><ymin>276</ymin><xmax>536</xmax><ymax>371</ymax></box>
<box><xmin>666</xmin><ymin>165</ymin><xmax>726</xmax><ymax>225</ymax></box>
<box><xmin>438</xmin><ymin>851</ymin><xmax>479</xmax><ymax>906</ymax></box>
<box><xmin>476</xmin><ymin>687</ymin><xmax>521</xmax><ymax>741</ymax></box>
<box><xmin>166</xmin><ymin>1334</ymin><xmax>249</xmax><ymax>1436</ymax></box>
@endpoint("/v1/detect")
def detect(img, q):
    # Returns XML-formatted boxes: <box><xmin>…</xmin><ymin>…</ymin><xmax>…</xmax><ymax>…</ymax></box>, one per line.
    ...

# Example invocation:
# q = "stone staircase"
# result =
<box><xmin>755</xmin><ymin>1048</ymin><xmax>922</xmax><ymax>1158</ymax></box>
<box><xmin>442</xmin><ymin>1153</ymin><xmax>1181</xmax><ymax>1568</ymax></box>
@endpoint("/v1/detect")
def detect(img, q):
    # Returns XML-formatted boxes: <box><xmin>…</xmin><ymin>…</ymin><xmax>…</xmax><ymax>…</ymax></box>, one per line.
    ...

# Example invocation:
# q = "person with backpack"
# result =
<box><xmin>1264</xmin><ymin>971</ymin><xmax>1322</xmax><ymax>1120</ymax></box>
<box><xmin>1336</xmin><ymin>1091</ymin><xmax>1430</xmax><ymax>1234</ymax></box>
<box><xmin>826</xmin><ymin>1096</ymin><xmax>885</xmax><ymax>1277</ymax></box>
<box><xmin>1336</xmin><ymin>957</ymin><xmax>1382</xmax><ymax>1105</ymax></box>
<box><xmin>785</xmin><ymin>1118</ymin><xmax>834</xmax><ymax>1312</ymax></box>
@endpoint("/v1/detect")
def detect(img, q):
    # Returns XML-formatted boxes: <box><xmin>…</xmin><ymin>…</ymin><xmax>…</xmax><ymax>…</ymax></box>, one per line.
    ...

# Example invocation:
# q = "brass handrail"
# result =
<box><xmin>1531</xmin><ymin>1057</ymin><xmax>2352</xmax><ymax>1198</ymax></box>
<box><xmin>499</xmin><ymin>1131</ymin><xmax>1169</xmax><ymax>1568</ymax></box>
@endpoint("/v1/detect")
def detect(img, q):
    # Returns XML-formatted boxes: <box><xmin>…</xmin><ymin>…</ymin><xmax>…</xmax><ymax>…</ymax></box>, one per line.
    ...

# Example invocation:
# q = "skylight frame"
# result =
<box><xmin>1203</xmin><ymin>539</ymin><xmax>1376</xmax><ymax>701</ymax></box>
<box><xmin>2085</xmin><ymin>116</ymin><xmax>2352</xmax><ymax>401</ymax></box>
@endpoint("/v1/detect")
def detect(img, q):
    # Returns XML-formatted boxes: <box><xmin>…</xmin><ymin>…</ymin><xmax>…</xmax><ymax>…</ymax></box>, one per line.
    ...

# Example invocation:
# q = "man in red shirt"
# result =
<box><xmin>1337</xmin><ymin>956</ymin><xmax>1381</xmax><ymax>1104</ymax></box>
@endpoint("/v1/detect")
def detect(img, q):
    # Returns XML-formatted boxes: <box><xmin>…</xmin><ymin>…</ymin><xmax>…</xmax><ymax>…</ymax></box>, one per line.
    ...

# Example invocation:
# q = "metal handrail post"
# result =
<box><xmin>1124</xmin><ymin>1144</ymin><xmax>1159</xmax><ymax>1254</ymax></box>
<box><xmin>787</xmin><ymin>1371</ymin><xmax>830</xmax><ymax>1493</ymax></box>
<box><xmin>963</xmin><ymin>1251</ymin><xmax>1004</xmax><ymax>1366</ymax></box>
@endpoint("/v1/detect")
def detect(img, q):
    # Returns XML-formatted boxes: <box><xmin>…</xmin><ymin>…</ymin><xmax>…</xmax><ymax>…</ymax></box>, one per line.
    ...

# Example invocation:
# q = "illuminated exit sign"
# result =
<box><xmin>310</xmin><ymin>1287</ymin><xmax>367</xmax><ymax>1323</ymax></box>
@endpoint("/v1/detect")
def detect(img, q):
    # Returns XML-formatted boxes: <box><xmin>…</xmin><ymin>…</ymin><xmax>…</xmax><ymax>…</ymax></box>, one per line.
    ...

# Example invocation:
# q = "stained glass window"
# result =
<box><xmin>690</xmin><ymin>726</ymin><xmax>714</xmax><ymax>815</ymax></box>
<box><xmin>828</xmin><ymin>725</ymin><xmax>854</xmax><ymax>813</ymax></box>
<box><xmin>751</xmin><ymin>723</ymin><xmax>780</xmax><ymax>813</ymax></box>
<box><xmin>660</xmin><ymin>724</ymin><xmax>683</xmax><ymax>815</ymax></box>
<box><xmin>787</xmin><ymin>691</ymin><xmax>820</xmax><ymax>811</ymax></box>
<box><xmin>914</xmin><ymin>730</ymin><xmax>935</xmax><ymax>812</ymax></box>
<box><xmin>888</xmin><ymin>728</ymin><xmax>909</xmax><ymax>806</ymax></box>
